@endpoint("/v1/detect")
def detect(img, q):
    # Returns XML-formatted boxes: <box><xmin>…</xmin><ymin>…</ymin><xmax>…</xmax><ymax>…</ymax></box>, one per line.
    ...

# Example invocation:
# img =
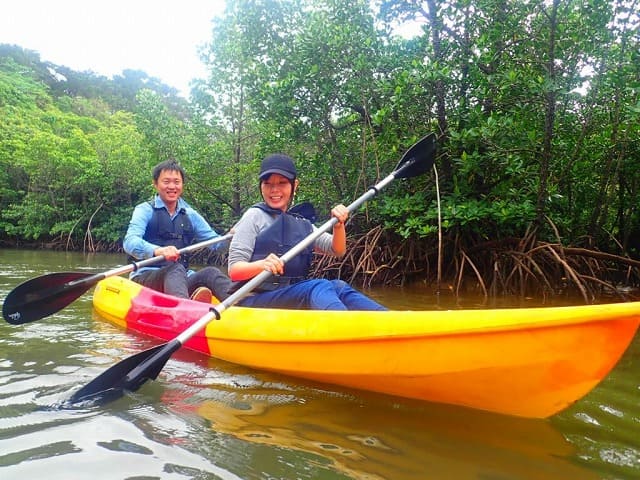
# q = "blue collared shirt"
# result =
<box><xmin>123</xmin><ymin>195</ymin><xmax>223</xmax><ymax>279</ymax></box>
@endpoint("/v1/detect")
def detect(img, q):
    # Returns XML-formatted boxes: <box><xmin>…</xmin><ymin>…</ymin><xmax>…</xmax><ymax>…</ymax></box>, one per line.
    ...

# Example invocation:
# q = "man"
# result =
<box><xmin>123</xmin><ymin>159</ymin><xmax>231</xmax><ymax>303</ymax></box>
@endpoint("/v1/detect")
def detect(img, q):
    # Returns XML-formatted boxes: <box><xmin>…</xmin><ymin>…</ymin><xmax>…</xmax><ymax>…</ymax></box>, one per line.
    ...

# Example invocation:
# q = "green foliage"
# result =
<box><xmin>1</xmin><ymin>0</ymin><xmax>639</xmax><ymax>262</ymax></box>
<box><xmin>380</xmin><ymin>191</ymin><xmax>537</xmax><ymax>240</ymax></box>
<box><xmin>0</xmin><ymin>47</ymin><xmax>184</xmax><ymax>246</ymax></box>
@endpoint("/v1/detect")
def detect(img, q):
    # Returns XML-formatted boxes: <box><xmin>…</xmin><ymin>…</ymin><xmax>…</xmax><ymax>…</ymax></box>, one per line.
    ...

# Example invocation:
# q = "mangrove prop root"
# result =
<box><xmin>311</xmin><ymin>229</ymin><xmax>640</xmax><ymax>302</ymax></box>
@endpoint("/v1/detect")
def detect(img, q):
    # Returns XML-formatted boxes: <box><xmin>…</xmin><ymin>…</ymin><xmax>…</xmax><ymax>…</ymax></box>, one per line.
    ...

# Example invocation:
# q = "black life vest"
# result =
<box><xmin>235</xmin><ymin>202</ymin><xmax>315</xmax><ymax>292</ymax></box>
<box><xmin>129</xmin><ymin>201</ymin><xmax>195</xmax><ymax>269</ymax></box>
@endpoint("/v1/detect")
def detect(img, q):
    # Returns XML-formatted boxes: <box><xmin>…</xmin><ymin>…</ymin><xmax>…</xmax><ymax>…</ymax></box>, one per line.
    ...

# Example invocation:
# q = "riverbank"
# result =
<box><xmin>3</xmin><ymin>230</ymin><xmax>640</xmax><ymax>302</ymax></box>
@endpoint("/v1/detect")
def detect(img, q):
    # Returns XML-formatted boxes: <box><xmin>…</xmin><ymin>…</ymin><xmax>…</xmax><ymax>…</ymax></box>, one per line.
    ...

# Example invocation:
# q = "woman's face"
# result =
<box><xmin>261</xmin><ymin>173</ymin><xmax>297</xmax><ymax>211</ymax></box>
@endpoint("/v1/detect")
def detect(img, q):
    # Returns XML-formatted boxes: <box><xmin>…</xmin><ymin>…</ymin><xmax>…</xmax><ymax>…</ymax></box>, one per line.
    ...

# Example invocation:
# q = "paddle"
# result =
<box><xmin>2</xmin><ymin>233</ymin><xmax>233</xmax><ymax>325</ymax></box>
<box><xmin>66</xmin><ymin>133</ymin><xmax>437</xmax><ymax>406</ymax></box>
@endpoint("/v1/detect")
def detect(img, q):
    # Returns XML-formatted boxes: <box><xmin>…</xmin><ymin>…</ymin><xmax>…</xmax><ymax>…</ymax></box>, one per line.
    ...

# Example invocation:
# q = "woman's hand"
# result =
<box><xmin>331</xmin><ymin>204</ymin><xmax>349</xmax><ymax>228</ymax></box>
<box><xmin>262</xmin><ymin>253</ymin><xmax>284</xmax><ymax>275</ymax></box>
<box><xmin>329</xmin><ymin>204</ymin><xmax>348</xmax><ymax>257</ymax></box>
<box><xmin>229</xmin><ymin>253</ymin><xmax>284</xmax><ymax>281</ymax></box>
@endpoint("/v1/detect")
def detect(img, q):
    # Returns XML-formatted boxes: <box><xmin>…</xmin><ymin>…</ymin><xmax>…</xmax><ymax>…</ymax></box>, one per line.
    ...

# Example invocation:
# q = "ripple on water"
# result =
<box><xmin>0</xmin><ymin>355</ymin><xmax>239</xmax><ymax>478</ymax></box>
<box><xmin>0</xmin><ymin>407</ymin><xmax>243</xmax><ymax>480</ymax></box>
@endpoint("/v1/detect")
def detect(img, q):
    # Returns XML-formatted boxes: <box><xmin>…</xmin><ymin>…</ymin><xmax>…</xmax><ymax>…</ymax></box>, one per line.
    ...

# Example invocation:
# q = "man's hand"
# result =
<box><xmin>155</xmin><ymin>245</ymin><xmax>180</xmax><ymax>261</ymax></box>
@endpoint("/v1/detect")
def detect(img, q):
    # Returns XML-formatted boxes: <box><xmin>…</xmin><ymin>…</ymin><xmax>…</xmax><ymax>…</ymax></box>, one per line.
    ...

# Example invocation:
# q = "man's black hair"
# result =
<box><xmin>152</xmin><ymin>158</ymin><xmax>185</xmax><ymax>182</ymax></box>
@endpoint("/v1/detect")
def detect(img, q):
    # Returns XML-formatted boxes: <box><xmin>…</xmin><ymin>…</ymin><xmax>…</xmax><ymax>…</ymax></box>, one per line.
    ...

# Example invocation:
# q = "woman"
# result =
<box><xmin>228</xmin><ymin>153</ymin><xmax>387</xmax><ymax>311</ymax></box>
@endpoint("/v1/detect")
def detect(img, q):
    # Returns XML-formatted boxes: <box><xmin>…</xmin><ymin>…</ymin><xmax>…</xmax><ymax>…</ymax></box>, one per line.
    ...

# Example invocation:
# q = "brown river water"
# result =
<box><xmin>0</xmin><ymin>248</ymin><xmax>639</xmax><ymax>479</ymax></box>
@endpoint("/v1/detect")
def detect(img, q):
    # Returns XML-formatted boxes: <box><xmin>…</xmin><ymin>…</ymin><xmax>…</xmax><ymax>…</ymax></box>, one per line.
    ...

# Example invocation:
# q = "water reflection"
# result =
<box><xmin>146</xmin><ymin>347</ymin><xmax>597</xmax><ymax>480</ymax></box>
<box><xmin>366</xmin><ymin>282</ymin><xmax>586</xmax><ymax>310</ymax></box>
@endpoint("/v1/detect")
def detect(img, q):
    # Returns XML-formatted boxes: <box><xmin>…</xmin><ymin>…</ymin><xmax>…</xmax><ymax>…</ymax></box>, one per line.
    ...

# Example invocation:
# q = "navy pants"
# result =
<box><xmin>134</xmin><ymin>263</ymin><xmax>231</xmax><ymax>300</ymax></box>
<box><xmin>238</xmin><ymin>279</ymin><xmax>387</xmax><ymax>311</ymax></box>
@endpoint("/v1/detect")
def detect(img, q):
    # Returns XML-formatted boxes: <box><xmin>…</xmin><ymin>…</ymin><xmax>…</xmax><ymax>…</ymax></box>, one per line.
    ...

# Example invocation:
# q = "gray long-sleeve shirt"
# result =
<box><xmin>228</xmin><ymin>207</ymin><xmax>335</xmax><ymax>270</ymax></box>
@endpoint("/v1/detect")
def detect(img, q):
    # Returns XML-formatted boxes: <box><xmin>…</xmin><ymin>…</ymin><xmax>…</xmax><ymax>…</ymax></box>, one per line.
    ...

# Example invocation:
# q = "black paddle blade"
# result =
<box><xmin>3</xmin><ymin>272</ymin><xmax>97</xmax><ymax>324</ymax></box>
<box><xmin>394</xmin><ymin>133</ymin><xmax>437</xmax><ymax>179</ymax></box>
<box><xmin>66</xmin><ymin>340</ymin><xmax>181</xmax><ymax>406</ymax></box>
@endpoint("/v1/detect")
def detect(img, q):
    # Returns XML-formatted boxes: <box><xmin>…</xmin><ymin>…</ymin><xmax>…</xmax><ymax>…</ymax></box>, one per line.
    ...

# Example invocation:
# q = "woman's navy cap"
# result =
<box><xmin>259</xmin><ymin>154</ymin><xmax>297</xmax><ymax>181</ymax></box>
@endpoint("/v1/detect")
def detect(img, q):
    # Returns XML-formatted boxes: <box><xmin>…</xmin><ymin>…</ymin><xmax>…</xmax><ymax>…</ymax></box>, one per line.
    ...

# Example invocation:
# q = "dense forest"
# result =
<box><xmin>1</xmin><ymin>0</ymin><xmax>639</xmax><ymax>301</ymax></box>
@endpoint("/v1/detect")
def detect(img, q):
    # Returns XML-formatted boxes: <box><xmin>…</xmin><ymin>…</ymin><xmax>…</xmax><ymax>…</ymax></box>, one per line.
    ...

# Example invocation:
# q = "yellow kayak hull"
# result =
<box><xmin>93</xmin><ymin>276</ymin><xmax>640</xmax><ymax>418</ymax></box>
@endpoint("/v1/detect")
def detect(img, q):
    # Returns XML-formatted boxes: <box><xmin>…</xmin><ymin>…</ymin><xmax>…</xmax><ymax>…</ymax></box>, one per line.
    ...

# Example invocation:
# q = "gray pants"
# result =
<box><xmin>134</xmin><ymin>263</ymin><xmax>231</xmax><ymax>300</ymax></box>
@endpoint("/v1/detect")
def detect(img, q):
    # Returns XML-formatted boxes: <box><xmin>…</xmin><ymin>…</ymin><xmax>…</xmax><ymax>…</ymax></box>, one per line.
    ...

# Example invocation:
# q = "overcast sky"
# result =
<box><xmin>0</xmin><ymin>0</ymin><xmax>226</xmax><ymax>97</ymax></box>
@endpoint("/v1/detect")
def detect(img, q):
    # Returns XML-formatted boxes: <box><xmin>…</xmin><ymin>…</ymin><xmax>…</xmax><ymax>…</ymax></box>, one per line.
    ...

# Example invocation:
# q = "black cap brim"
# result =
<box><xmin>259</xmin><ymin>168</ymin><xmax>296</xmax><ymax>180</ymax></box>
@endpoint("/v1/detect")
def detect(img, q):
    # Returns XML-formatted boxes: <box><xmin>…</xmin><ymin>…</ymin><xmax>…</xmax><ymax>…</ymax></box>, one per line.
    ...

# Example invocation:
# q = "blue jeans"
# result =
<box><xmin>239</xmin><ymin>279</ymin><xmax>387</xmax><ymax>311</ymax></box>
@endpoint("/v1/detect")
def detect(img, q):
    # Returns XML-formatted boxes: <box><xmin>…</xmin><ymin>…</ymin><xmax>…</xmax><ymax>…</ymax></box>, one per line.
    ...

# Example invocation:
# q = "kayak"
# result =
<box><xmin>92</xmin><ymin>275</ymin><xmax>640</xmax><ymax>418</ymax></box>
